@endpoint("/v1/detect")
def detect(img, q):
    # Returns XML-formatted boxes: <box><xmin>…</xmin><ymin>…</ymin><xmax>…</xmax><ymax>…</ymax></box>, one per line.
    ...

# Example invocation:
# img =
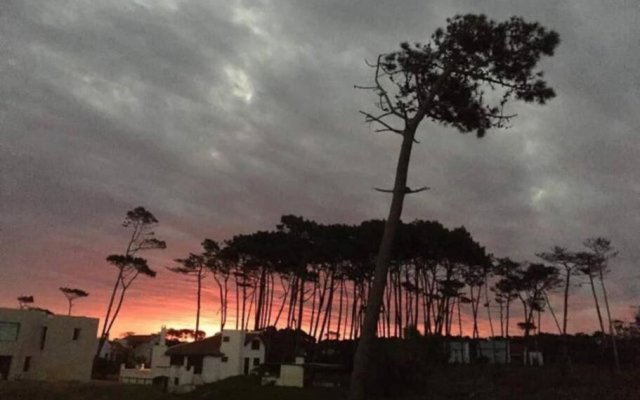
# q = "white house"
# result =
<box><xmin>116</xmin><ymin>333</ymin><xmax>161</xmax><ymax>366</ymax></box>
<box><xmin>447</xmin><ymin>339</ymin><xmax>510</xmax><ymax>364</ymax></box>
<box><xmin>0</xmin><ymin>307</ymin><xmax>98</xmax><ymax>381</ymax></box>
<box><xmin>120</xmin><ymin>328</ymin><xmax>265</xmax><ymax>392</ymax></box>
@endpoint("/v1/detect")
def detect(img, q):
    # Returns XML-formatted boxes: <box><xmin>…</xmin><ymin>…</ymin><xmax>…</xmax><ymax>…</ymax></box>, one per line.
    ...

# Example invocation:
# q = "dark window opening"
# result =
<box><xmin>253</xmin><ymin>357</ymin><xmax>260</xmax><ymax>366</ymax></box>
<box><xmin>170</xmin><ymin>355</ymin><xmax>184</xmax><ymax>366</ymax></box>
<box><xmin>251</xmin><ymin>339</ymin><xmax>260</xmax><ymax>350</ymax></box>
<box><xmin>187</xmin><ymin>356</ymin><xmax>203</xmax><ymax>374</ymax></box>
<box><xmin>243</xmin><ymin>357</ymin><xmax>250</xmax><ymax>375</ymax></box>
<box><xmin>174</xmin><ymin>377</ymin><xmax>179</xmax><ymax>386</ymax></box>
<box><xmin>23</xmin><ymin>357</ymin><xmax>31</xmax><ymax>372</ymax></box>
<box><xmin>72</xmin><ymin>328</ymin><xmax>81</xmax><ymax>341</ymax></box>
<box><xmin>221</xmin><ymin>356</ymin><xmax>228</xmax><ymax>363</ymax></box>
<box><xmin>0</xmin><ymin>356</ymin><xmax>12</xmax><ymax>380</ymax></box>
<box><xmin>39</xmin><ymin>327</ymin><xmax>47</xmax><ymax>350</ymax></box>
<box><xmin>222</xmin><ymin>336</ymin><xmax>230</xmax><ymax>342</ymax></box>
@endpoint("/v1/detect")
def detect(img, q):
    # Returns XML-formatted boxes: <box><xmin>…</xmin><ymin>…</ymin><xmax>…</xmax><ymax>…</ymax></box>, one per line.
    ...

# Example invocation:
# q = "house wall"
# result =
<box><xmin>0</xmin><ymin>307</ymin><xmax>98</xmax><ymax>381</ymax></box>
<box><xmin>277</xmin><ymin>364</ymin><xmax>304</xmax><ymax>388</ymax></box>
<box><xmin>219</xmin><ymin>330</ymin><xmax>244</xmax><ymax>379</ymax></box>
<box><xmin>119</xmin><ymin>364</ymin><xmax>153</xmax><ymax>384</ymax></box>
<box><xmin>448</xmin><ymin>342</ymin><xmax>470</xmax><ymax>364</ymax></box>
<box><xmin>242</xmin><ymin>340</ymin><xmax>265</xmax><ymax>373</ymax></box>
<box><xmin>201</xmin><ymin>356</ymin><xmax>221</xmax><ymax>383</ymax></box>
<box><xmin>477</xmin><ymin>340</ymin><xmax>510</xmax><ymax>364</ymax></box>
<box><xmin>218</xmin><ymin>330</ymin><xmax>265</xmax><ymax>379</ymax></box>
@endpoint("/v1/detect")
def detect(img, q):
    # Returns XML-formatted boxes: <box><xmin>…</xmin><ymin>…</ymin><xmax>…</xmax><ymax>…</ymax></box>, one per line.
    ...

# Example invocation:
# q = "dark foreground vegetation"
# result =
<box><xmin>2</xmin><ymin>368</ymin><xmax>640</xmax><ymax>400</ymax></box>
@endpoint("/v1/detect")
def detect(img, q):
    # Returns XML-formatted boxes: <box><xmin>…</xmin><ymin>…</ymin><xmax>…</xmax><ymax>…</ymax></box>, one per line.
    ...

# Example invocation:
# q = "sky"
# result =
<box><xmin>1</xmin><ymin>0</ymin><xmax>639</xmax><ymax>338</ymax></box>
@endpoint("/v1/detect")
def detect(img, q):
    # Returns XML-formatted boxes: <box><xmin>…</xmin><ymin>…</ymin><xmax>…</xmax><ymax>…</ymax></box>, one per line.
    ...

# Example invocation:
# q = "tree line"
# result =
<box><xmin>100</xmin><ymin>206</ymin><xmax>621</xmax><ymax>366</ymax></box>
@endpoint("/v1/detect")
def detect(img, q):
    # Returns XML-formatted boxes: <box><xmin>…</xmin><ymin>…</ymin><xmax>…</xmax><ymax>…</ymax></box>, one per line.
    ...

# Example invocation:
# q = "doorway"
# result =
<box><xmin>0</xmin><ymin>356</ymin><xmax>12</xmax><ymax>380</ymax></box>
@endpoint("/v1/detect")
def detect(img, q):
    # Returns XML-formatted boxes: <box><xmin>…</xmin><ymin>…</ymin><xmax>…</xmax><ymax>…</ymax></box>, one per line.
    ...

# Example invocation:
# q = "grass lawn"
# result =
<box><xmin>0</xmin><ymin>380</ymin><xmax>179</xmax><ymax>400</ymax></box>
<box><xmin>1</xmin><ymin>367</ymin><xmax>639</xmax><ymax>400</ymax></box>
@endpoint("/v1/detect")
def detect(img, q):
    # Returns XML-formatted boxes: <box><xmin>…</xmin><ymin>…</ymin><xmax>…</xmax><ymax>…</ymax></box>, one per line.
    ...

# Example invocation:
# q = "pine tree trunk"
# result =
<box><xmin>349</xmin><ymin>125</ymin><xmax>416</xmax><ymax>400</ymax></box>
<box><xmin>195</xmin><ymin>268</ymin><xmax>202</xmax><ymax>340</ymax></box>
<box><xmin>599</xmin><ymin>271</ymin><xmax>620</xmax><ymax>371</ymax></box>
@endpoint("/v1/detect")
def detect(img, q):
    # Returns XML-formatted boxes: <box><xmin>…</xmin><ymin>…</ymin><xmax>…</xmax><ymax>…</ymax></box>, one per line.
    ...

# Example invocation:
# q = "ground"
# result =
<box><xmin>1</xmin><ymin>366</ymin><xmax>639</xmax><ymax>400</ymax></box>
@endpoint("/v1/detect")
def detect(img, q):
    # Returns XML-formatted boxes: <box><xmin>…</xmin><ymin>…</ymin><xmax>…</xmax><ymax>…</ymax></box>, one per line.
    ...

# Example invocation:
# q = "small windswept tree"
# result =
<box><xmin>169</xmin><ymin>239</ymin><xmax>217</xmax><ymax>341</ymax></box>
<box><xmin>583</xmin><ymin>237</ymin><xmax>620</xmax><ymax>371</ymax></box>
<box><xmin>59</xmin><ymin>287</ymin><xmax>89</xmax><ymax>316</ymax></box>
<box><xmin>18</xmin><ymin>295</ymin><xmax>34</xmax><ymax>309</ymax></box>
<box><xmin>350</xmin><ymin>14</ymin><xmax>559</xmax><ymax>399</ymax></box>
<box><xmin>537</xmin><ymin>246</ymin><xmax>581</xmax><ymax>369</ymax></box>
<box><xmin>97</xmin><ymin>207</ymin><xmax>166</xmax><ymax>356</ymax></box>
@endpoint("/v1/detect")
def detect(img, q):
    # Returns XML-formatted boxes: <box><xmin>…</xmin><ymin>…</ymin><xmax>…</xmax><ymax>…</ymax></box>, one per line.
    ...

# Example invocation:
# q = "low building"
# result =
<box><xmin>116</xmin><ymin>333</ymin><xmax>161</xmax><ymax>366</ymax></box>
<box><xmin>476</xmin><ymin>340</ymin><xmax>510</xmax><ymax>364</ymax></box>
<box><xmin>0</xmin><ymin>307</ymin><xmax>98</xmax><ymax>381</ymax></box>
<box><xmin>119</xmin><ymin>328</ymin><xmax>265</xmax><ymax>392</ymax></box>
<box><xmin>447</xmin><ymin>339</ymin><xmax>510</xmax><ymax>364</ymax></box>
<box><xmin>448</xmin><ymin>341</ymin><xmax>471</xmax><ymax>364</ymax></box>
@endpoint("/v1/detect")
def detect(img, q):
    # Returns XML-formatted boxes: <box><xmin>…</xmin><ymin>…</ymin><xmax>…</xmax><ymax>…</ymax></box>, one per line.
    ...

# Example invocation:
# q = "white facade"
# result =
<box><xmin>477</xmin><ymin>340</ymin><xmax>510</xmax><ymax>364</ymax></box>
<box><xmin>0</xmin><ymin>307</ymin><xmax>98</xmax><ymax>381</ymax></box>
<box><xmin>219</xmin><ymin>330</ymin><xmax>265</xmax><ymax>379</ymax></box>
<box><xmin>447</xmin><ymin>340</ymin><xmax>510</xmax><ymax>364</ymax></box>
<box><xmin>120</xmin><ymin>328</ymin><xmax>265</xmax><ymax>392</ymax></box>
<box><xmin>275</xmin><ymin>357</ymin><xmax>305</xmax><ymax>388</ymax></box>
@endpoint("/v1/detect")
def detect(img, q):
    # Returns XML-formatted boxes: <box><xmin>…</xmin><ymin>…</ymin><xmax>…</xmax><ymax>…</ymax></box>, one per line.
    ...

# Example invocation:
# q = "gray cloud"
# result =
<box><xmin>1</xmin><ymin>0</ymin><xmax>639</xmax><ymax>333</ymax></box>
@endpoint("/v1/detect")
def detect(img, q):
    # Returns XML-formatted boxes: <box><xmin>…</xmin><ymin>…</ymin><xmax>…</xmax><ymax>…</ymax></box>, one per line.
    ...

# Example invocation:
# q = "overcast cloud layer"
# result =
<box><xmin>1</xmin><ymin>0</ymin><xmax>639</xmax><ymax>336</ymax></box>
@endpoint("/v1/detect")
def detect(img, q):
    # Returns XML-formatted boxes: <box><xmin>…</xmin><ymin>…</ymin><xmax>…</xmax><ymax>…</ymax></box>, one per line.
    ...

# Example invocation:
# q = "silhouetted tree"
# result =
<box><xmin>169</xmin><ymin>240</ymin><xmax>213</xmax><ymax>341</ymax></box>
<box><xmin>17</xmin><ymin>295</ymin><xmax>34</xmax><ymax>309</ymax></box>
<box><xmin>97</xmin><ymin>207</ymin><xmax>166</xmax><ymax>356</ymax></box>
<box><xmin>350</xmin><ymin>14</ymin><xmax>559</xmax><ymax>399</ymax></box>
<box><xmin>537</xmin><ymin>246</ymin><xmax>581</xmax><ymax>369</ymax></box>
<box><xmin>59</xmin><ymin>287</ymin><xmax>89</xmax><ymax>316</ymax></box>
<box><xmin>166</xmin><ymin>328</ymin><xmax>206</xmax><ymax>341</ymax></box>
<box><xmin>584</xmin><ymin>237</ymin><xmax>620</xmax><ymax>371</ymax></box>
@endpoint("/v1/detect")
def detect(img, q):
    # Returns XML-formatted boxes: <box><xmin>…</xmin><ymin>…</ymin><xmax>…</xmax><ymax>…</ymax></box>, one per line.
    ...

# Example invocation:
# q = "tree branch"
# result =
<box><xmin>360</xmin><ymin>111</ymin><xmax>403</xmax><ymax>134</ymax></box>
<box><xmin>374</xmin><ymin>186</ymin><xmax>430</xmax><ymax>194</ymax></box>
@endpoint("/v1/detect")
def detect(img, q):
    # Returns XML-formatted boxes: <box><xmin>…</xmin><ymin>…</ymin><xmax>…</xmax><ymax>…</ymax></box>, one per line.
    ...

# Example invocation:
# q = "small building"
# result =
<box><xmin>448</xmin><ymin>341</ymin><xmax>471</xmax><ymax>364</ymax></box>
<box><xmin>273</xmin><ymin>356</ymin><xmax>305</xmax><ymax>388</ymax></box>
<box><xmin>119</xmin><ymin>328</ymin><xmax>265</xmax><ymax>393</ymax></box>
<box><xmin>447</xmin><ymin>339</ymin><xmax>510</xmax><ymax>364</ymax></box>
<box><xmin>476</xmin><ymin>340</ymin><xmax>510</xmax><ymax>364</ymax></box>
<box><xmin>116</xmin><ymin>333</ymin><xmax>161</xmax><ymax>366</ymax></box>
<box><xmin>0</xmin><ymin>307</ymin><xmax>98</xmax><ymax>381</ymax></box>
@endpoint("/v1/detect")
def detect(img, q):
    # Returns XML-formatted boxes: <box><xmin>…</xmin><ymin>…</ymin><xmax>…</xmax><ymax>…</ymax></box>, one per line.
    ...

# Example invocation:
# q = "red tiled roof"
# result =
<box><xmin>165</xmin><ymin>335</ymin><xmax>223</xmax><ymax>357</ymax></box>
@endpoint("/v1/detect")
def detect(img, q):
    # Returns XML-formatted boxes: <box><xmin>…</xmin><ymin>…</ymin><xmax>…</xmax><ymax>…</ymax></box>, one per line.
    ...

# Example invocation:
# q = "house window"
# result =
<box><xmin>253</xmin><ymin>358</ymin><xmax>260</xmax><ymax>366</ymax></box>
<box><xmin>0</xmin><ymin>322</ymin><xmax>20</xmax><ymax>341</ymax></box>
<box><xmin>187</xmin><ymin>356</ymin><xmax>203</xmax><ymax>374</ymax></box>
<box><xmin>23</xmin><ymin>357</ymin><xmax>31</xmax><ymax>372</ymax></box>
<box><xmin>251</xmin><ymin>339</ymin><xmax>260</xmax><ymax>350</ymax></box>
<box><xmin>174</xmin><ymin>377</ymin><xmax>179</xmax><ymax>386</ymax></box>
<box><xmin>72</xmin><ymin>328</ymin><xmax>81</xmax><ymax>341</ymax></box>
<box><xmin>222</xmin><ymin>336</ymin><xmax>230</xmax><ymax>342</ymax></box>
<box><xmin>170</xmin><ymin>356</ymin><xmax>184</xmax><ymax>366</ymax></box>
<box><xmin>221</xmin><ymin>356</ymin><xmax>228</xmax><ymax>363</ymax></box>
<box><xmin>40</xmin><ymin>327</ymin><xmax>48</xmax><ymax>350</ymax></box>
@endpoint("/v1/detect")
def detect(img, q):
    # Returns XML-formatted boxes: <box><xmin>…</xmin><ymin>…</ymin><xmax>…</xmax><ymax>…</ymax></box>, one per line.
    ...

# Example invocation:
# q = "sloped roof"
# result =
<box><xmin>122</xmin><ymin>334</ymin><xmax>158</xmax><ymax>346</ymax></box>
<box><xmin>165</xmin><ymin>335</ymin><xmax>223</xmax><ymax>357</ymax></box>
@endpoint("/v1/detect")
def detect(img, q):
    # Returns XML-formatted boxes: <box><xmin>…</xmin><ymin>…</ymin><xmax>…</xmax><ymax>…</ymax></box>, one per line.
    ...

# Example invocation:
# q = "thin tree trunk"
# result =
<box><xmin>484</xmin><ymin>278</ymin><xmax>495</xmax><ymax>338</ymax></box>
<box><xmin>587</xmin><ymin>273</ymin><xmax>606</xmax><ymax>338</ymax></box>
<box><xmin>457</xmin><ymin>297</ymin><xmax>463</xmax><ymax>337</ymax></box>
<box><xmin>544</xmin><ymin>293</ymin><xmax>562</xmax><ymax>334</ymax></box>
<box><xmin>599</xmin><ymin>271</ymin><xmax>620</xmax><ymax>371</ymax></box>
<box><xmin>349</xmin><ymin>122</ymin><xmax>418</xmax><ymax>400</ymax></box>
<box><xmin>195</xmin><ymin>267</ymin><xmax>202</xmax><ymax>340</ymax></box>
